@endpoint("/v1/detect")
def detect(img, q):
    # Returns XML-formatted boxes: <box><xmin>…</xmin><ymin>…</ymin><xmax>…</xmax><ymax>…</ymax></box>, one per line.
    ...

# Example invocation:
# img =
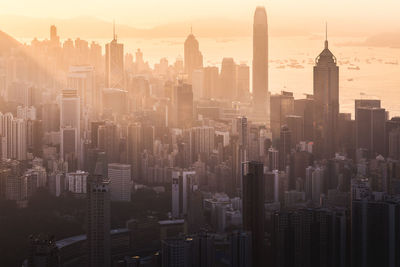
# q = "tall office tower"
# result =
<box><xmin>1</xmin><ymin>112</ymin><xmax>13</xmax><ymax>159</ymax></box>
<box><xmin>127</xmin><ymin>123</ymin><xmax>142</xmax><ymax>181</ymax></box>
<box><xmin>61</xmin><ymin>127</ymin><xmax>79</xmax><ymax>171</ymax></box>
<box><xmin>356</xmin><ymin>107</ymin><xmax>386</xmax><ymax>158</ymax></box>
<box><xmin>385</xmin><ymin>117</ymin><xmax>400</xmax><ymax>157</ymax></box>
<box><xmin>242</xmin><ymin>161</ymin><xmax>265</xmax><ymax>267</ymax></box>
<box><xmin>268</xmin><ymin>148</ymin><xmax>279</xmax><ymax>171</ymax></box>
<box><xmin>311</xmin><ymin>167</ymin><xmax>325</xmax><ymax>204</ymax></box>
<box><xmin>279</xmin><ymin>125</ymin><xmax>291</xmax><ymax>171</ymax></box>
<box><xmin>97</xmin><ymin>121</ymin><xmax>119</xmax><ymax>164</ymax></box>
<box><xmin>236</xmin><ymin>64</ymin><xmax>250</xmax><ymax>101</ymax></box>
<box><xmin>272</xmin><ymin>208</ymin><xmax>347</xmax><ymax>267</ymax></box>
<box><xmin>90</xmin><ymin>121</ymin><xmax>105</xmax><ymax>148</ymax></box>
<box><xmin>60</xmin><ymin>89</ymin><xmax>80</xmax><ymax>141</ymax></box>
<box><xmin>67</xmin><ymin>65</ymin><xmax>96</xmax><ymax>110</ymax></box>
<box><xmin>11</xmin><ymin>118</ymin><xmax>27</xmax><ymax>161</ymax></box>
<box><xmin>230</xmin><ymin>231</ymin><xmax>252</xmax><ymax>267</ymax></box>
<box><xmin>191</xmin><ymin>68</ymin><xmax>204</xmax><ymax>100</ymax></box>
<box><xmin>203</xmin><ymin>66</ymin><xmax>219</xmax><ymax>99</ymax></box>
<box><xmin>184</xmin><ymin>31</ymin><xmax>203</xmax><ymax>81</ymax></box>
<box><xmin>42</xmin><ymin>103</ymin><xmax>60</xmax><ymax>132</ymax></box>
<box><xmin>87</xmin><ymin>175</ymin><xmax>111</xmax><ymax>267</ymax></box>
<box><xmin>49</xmin><ymin>25</ymin><xmax>60</xmax><ymax>46</ymax></box>
<box><xmin>294</xmin><ymin>96</ymin><xmax>314</xmax><ymax>141</ymax></box>
<box><xmin>351</xmin><ymin>186</ymin><xmax>400</xmax><ymax>267</ymax></box>
<box><xmin>286</xmin><ymin>115</ymin><xmax>304</xmax><ymax>146</ymax></box>
<box><xmin>219</xmin><ymin>58</ymin><xmax>237</xmax><ymax>100</ymax></box>
<box><xmin>108</xmin><ymin>163</ymin><xmax>132</xmax><ymax>202</ymax></box>
<box><xmin>270</xmin><ymin>92</ymin><xmax>295</xmax><ymax>141</ymax></box>
<box><xmin>66</xmin><ymin>170</ymin><xmax>88</xmax><ymax>195</ymax></box>
<box><xmin>252</xmin><ymin>6</ymin><xmax>269</xmax><ymax>125</ymax></box>
<box><xmin>354</xmin><ymin>99</ymin><xmax>381</xmax><ymax>118</ymax></box>
<box><xmin>173</xmin><ymin>83</ymin><xmax>193</xmax><ymax>128</ymax></box>
<box><xmin>105</xmin><ymin>26</ymin><xmax>124</xmax><ymax>88</ymax></box>
<box><xmin>191</xmin><ymin>126</ymin><xmax>215</xmax><ymax>161</ymax></box>
<box><xmin>313</xmin><ymin>29</ymin><xmax>339</xmax><ymax>159</ymax></box>
<box><xmin>171</xmin><ymin>170</ymin><xmax>196</xmax><ymax>218</ymax></box>
<box><xmin>388</xmin><ymin>128</ymin><xmax>400</xmax><ymax>159</ymax></box>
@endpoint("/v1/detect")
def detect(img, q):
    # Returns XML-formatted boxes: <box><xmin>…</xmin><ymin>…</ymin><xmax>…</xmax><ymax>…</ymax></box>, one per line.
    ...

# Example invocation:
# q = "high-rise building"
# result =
<box><xmin>279</xmin><ymin>125</ymin><xmax>291</xmax><ymax>171</ymax></box>
<box><xmin>242</xmin><ymin>161</ymin><xmax>265</xmax><ymax>267</ymax></box>
<box><xmin>313</xmin><ymin>28</ymin><xmax>339</xmax><ymax>159</ymax></box>
<box><xmin>105</xmin><ymin>27</ymin><xmax>124</xmax><ymax>88</ymax></box>
<box><xmin>66</xmin><ymin>170</ymin><xmax>88</xmax><ymax>195</ymax></box>
<box><xmin>356</xmin><ymin>107</ymin><xmax>386</xmax><ymax>158</ymax></box>
<box><xmin>108</xmin><ymin>163</ymin><xmax>132</xmax><ymax>202</ymax></box>
<box><xmin>171</xmin><ymin>170</ymin><xmax>196</xmax><ymax>219</ymax></box>
<box><xmin>127</xmin><ymin>123</ymin><xmax>142</xmax><ymax>181</ymax></box>
<box><xmin>220</xmin><ymin>58</ymin><xmax>237</xmax><ymax>100</ymax></box>
<box><xmin>184</xmin><ymin>31</ymin><xmax>203</xmax><ymax>81</ymax></box>
<box><xmin>67</xmin><ymin>65</ymin><xmax>96</xmax><ymax>110</ymax></box>
<box><xmin>87</xmin><ymin>175</ymin><xmax>111</xmax><ymax>267</ymax></box>
<box><xmin>236</xmin><ymin>64</ymin><xmax>250</xmax><ymax>101</ymax></box>
<box><xmin>270</xmin><ymin>92</ymin><xmax>294</xmax><ymax>141</ymax></box>
<box><xmin>294</xmin><ymin>96</ymin><xmax>314</xmax><ymax>141</ymax></box>
<box><xmin>173</xmin><ymin>83</ymin><xmax>194</xmax><ymax>128</ymax></box>
<box><xmin>60</xmin><ymin>89</ymin><xmax>81</xmax><ymax>168</ymax></box>
<box><xmin>230</xmin><ymin>231</ymin><xmax>252</xmax><ymax>267</ymax></box>
<box><xmin>252</xmin><ymin>6</ymin><xmax>269</xmax><ymax>125</ymax></box>
<box><xmin>286</xmin><ymin>115</ymin><xmax>304</xmax><ymax>146</ymax></box>
<box><xmin>203</xmin><ymin>66</ymin><xmax>219</xmax><ymax>99</ymax></box>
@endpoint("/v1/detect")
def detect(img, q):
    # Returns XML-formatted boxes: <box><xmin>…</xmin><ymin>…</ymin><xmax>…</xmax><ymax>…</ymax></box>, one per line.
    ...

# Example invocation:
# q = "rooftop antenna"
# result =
<box><xmin>325</xmin><ymin>22</ymin><xmax>328</xmax><ymax>49</ymax></box>
<box><xmin>190</xmin><ymin>25</ymin><xmax>192</xmax><ymax>34</ymax></box>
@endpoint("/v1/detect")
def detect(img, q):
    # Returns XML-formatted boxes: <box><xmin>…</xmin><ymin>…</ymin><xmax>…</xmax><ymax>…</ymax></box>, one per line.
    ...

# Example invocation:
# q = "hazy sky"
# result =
<box><xmin>1</xmin><ymin>0</ymin><xmax>400</xmax><ymax>28</ymax></box>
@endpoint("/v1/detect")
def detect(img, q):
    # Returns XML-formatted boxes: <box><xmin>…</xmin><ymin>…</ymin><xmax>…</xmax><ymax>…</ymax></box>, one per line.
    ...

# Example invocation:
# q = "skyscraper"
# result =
<box><xmin>108</xmin><ymin>163</ymin><xmax>132</xmax><ymax>202</ymax></box>
<box><xmin>242</xmin><ymin>161</ymin><xmax>265</xmax><ymax>267</ymax></box>
<box><xmin>252</xmin><ymin>6</ymin><xmax>269</xmax><ymax>125</ymax></box>
<box><xmin>87</xmin><ymin>175</ymin><xmax>111</xmax><ymax>267</ymax></box>
<box><xmin>105</xmin><ymin>24</ymin><xmax>124</xmax><ymax>88</ymax></box>
<box><xmin>184</xmin><ymin>31</ymin><xmax>203</xmax><ymax>81</ymax></box>
<box><xmin>313</xmin><ymin>27</ymin><xmax>339</xmax><ymax>158</ymax></box>
<box><xmin>220</xmin><ymin>58</ymin><xmax>237</xmax><ymax>100</ymax></box>
<box><xmin>356</xmin><ymin>107</ymin><xmax>386</xmax><ymax>158</ymax></box>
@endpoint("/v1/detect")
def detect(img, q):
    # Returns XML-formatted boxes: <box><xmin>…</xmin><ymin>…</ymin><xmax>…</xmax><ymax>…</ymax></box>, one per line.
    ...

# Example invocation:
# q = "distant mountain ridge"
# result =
<box><xmin>0</xmin><ymin>30</ymin><xmax>21</xmax><ymax>55</ymax></box>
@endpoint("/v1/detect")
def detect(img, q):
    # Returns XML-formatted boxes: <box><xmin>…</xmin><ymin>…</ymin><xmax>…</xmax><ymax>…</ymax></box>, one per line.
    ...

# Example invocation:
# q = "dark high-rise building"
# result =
<box><xmin>105</xmin><ymin>26</ymin><xmax>124</xmax><ymax>88</ymax></box>
<box><xmin>174</xmin><ymin>82</ymin><xmax>194</xmax><ymax>128</ymax></box>
<box><xmin>351</xmin><ymin>197</ymin><xmax>400</xmax><ymax>267</ymax></box>
<box><xmin>252</xmin><ymin>6</ymin><xmax>269</xmax><ymax>124</ymax></box>
<box><xmin>386</xmin><ymin>117</ymin><xmax>400</xmax><ymax>157</ymax></box>
<box><xmin>313</xmin><ymin>30</ymin><xmax>339</xmax><ymax>158</ymax></box>
<box><xmin>242</xmin><ymin>161</ymin><xmax>265</xmax><ymax>267</ymax></box>
<box><xmin>127</xmin><ymin>123</ymin><xmax>142</xmax><ymax>181</ymax></box>
<box><xmin>184</xmin><ymin>31</ymin><xmax>203</xmax><ymax>81</ymax></box>
<box><xmin>286</xmin><ymin>115</ymin><xmax>304</xmax><ymax>146</ymax></box>
<box><xmin>356</xmin><ymin>107</ymin><xmax>386</xmax><ymax>158</ymax></box>
<box><xmin>97</xmin><ymin>121</ymin><xmax>119</xmax><ymax>164</ymax></box>
<box><xmin>230</xmin><ymin>231</ymin><xmax>252</xmax><ymax>267</ymax></box>
<box><xmin>279</xmin><ymin>125</ymin><xmax>291</xmax><ymax>171</ymax></box>
<box><xmin>87</xmin><ymin>175</ymin><xmax>111</xmax><ymax>267</ymax></box>
<box><xmin>294</xmin><ymin>96</ymin><xmax>314</xmax><ymax>141</ymax></box>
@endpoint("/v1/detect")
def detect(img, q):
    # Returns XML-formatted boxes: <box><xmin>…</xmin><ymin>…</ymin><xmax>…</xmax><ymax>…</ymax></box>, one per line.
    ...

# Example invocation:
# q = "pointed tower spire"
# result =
<box><xmin>325</xmin><ymin>22</ymin><xmax>328</xmax><ymax>49</ymax></box>
<box><xmin>190</xmin><ymin>25</ymin><xmax>192</xmax><ymax>35</ymax></box>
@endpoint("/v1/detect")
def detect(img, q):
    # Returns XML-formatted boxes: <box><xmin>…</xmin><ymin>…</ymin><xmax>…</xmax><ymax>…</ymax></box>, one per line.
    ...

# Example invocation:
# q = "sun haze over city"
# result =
<box><xmin>0</xmin><ymin>1</ymin><xmax>400</xmax><ymax>266</ymax></box>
